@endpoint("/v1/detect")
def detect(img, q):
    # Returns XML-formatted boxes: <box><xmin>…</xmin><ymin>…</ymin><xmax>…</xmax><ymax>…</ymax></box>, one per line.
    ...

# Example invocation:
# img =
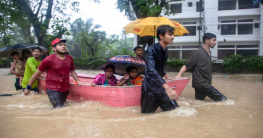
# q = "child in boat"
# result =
<box><xmin>116</xmin><ymin>66</ymin><xmax>143</xmax><ymax>86</ymax></box>
<box><xmin>91</xmin><ymin>64</ymin><xmax>117</xmax><ymax>86</ymax></box>
<box><xmin>11</xmin><ymin>52</ymin><xmax>24</xmax><ymax>87</ymax></box>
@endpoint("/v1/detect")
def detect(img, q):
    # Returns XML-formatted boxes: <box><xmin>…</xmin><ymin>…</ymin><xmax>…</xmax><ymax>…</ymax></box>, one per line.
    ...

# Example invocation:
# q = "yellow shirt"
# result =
<box><xmin>22</xmin><ymin>57</ymin><xmax>41</xmax><ymax>89</ymax></box>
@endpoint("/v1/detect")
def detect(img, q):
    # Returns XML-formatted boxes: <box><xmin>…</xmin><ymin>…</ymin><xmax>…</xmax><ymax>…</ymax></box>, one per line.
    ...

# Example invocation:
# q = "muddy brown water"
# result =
<box><xmin>0</xmin><ymin>68</ymin><xmax>262</xmax><ymax>138</ymax></box>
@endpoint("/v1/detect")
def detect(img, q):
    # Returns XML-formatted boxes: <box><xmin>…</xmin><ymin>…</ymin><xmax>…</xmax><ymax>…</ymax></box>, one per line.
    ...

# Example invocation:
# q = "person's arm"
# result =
<box><xmin>24</xmin><ymin>69</ymin><xmax>42</xmax><ymax>95</ymax></box>
<box><xmin>174</xmin><ymin>52</ymin><xmax>198</xmax><ymax>79</ymax></box>
<box><xmin>174</xmin><ymin>65</ymin><xmax>187</xmax><ymax>79</ymax></box>
<box><xmin>116</xmin><ymin>74</ymin><xmax>128</xmax><ymax>86</ymax></box>
<box><xmin>10</xmin><ymin>59</ymin><xmax>21</xmax><ymax>75</ymax></box>
<box><xmin>162</xmin><ymin>83</ymin><xmax>178</xmax><ymax>100</ymax></box>
<box><xmin>70</xmin><ymin>70</ymin><xmax>81</xmax><ymax>86</ymax></box>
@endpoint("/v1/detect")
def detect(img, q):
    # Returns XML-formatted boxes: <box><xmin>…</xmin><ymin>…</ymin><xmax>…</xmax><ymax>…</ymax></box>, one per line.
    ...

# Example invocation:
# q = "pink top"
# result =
<box><xmin>92</xmin><ymin>74</ymin><xmax>117</xmax><ymax>86</ymax></box>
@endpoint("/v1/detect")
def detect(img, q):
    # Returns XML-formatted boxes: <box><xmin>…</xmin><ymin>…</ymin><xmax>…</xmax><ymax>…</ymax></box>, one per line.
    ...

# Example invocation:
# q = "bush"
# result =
<box><xmin>166</xmin><ymin>58</ymin><xmax>187</xmax><ymax>69</ymax></box>
<box><xmin>223</xmin><ymin>55</ymin><xmax>244</xmax><ymax>73</ymax></box>
<box><xmin>0</xmin><ymin>58</ymin><xmax>11</xmax><ymax>66</ymax></box>
<box><xmin>244</xmin><ymin>56</ymin><xmax>263</xmax><ymax>71</ymax></box>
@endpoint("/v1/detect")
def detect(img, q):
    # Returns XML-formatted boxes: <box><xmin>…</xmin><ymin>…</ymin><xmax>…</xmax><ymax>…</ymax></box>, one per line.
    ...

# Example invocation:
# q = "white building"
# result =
<box><xmin>163</xmin><ymin>0</ymin><xmax>263</xmax><ymax>60</ymax></box>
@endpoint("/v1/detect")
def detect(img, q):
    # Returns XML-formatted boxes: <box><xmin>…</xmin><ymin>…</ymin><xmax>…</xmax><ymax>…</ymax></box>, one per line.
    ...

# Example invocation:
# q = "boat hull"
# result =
<box><xmin>38</xmin><ymin>74</ymin><xmax>189</xmax><ymax>107</ymax></box>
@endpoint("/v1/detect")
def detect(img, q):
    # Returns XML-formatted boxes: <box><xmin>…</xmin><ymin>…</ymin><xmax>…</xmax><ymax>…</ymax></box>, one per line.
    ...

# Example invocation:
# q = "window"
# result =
<box><xmin>218</xmin><ymin>50</ymin><xmax>235</xmax><ymax>59</ymax></box>
<box><xmin>183</xmin><ymin>26</ymin><xmax>196</xmax><ymax>36</ymax></box>
<box><xmin>168</xmin><ymin>45</ymin><xmax>198</xmax><ymax>59</ymax></box>
<box><xmin>196</xmin><ymin>2</ymin><xmax>202</xmax><ymax>12</ymax></box>
<box><xmin>168</xmin><ymin>50</ymin><xmax>180</xmax><ymax>59</ymax></box>
<box><xmin>182</xmin><ymin>22</ymin><xmax>197</xmax><ymax>36</ymax></box>
<box><xmin>221</xmin><ymin>20</ymin><xmax>236</xmax><ymax>35</ymax></box>
<box><xmin>220</xmin><ymin>19</ymin><xmax>255</xmax><ymax>35</ymax></box>
<box><xmin>236</xmin><ymin>50</ymin><xmax>258</xmax><ymax>58</ymax></box>
<box><xmin>237</xmin><ymin>19</ymin><xmax>253</xmax><ymax>35</ymax></box>
<box><xmin>171</xmin><ymin>4</ymin><xmax>182</xmax><ymax>13</ymax></box>
<box><xmin>218</xmin><ymin>45</ymin><xmax>259</xmax><ymax>59</ymax></box>
<box><xmin>221</xmin><ymin>24</ymin><xmax>236</xmax><ymax>35</ymax></box>
<box><xmin>218</xmin><ymin>0</ymin><xmax>236</xmax><ymax>11</ymax></box>
<box><xmin>182</xmin><ymin>50</ymin><xmax>196</xmax><ymax>59</ymax></box>
<box><xmin>238</xmin><ymin>0</ymin><xmax>259</xmax><ymax>9</ymax></box>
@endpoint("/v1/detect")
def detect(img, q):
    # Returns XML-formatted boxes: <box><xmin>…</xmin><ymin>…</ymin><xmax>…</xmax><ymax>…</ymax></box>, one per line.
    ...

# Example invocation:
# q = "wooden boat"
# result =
<box><xmin>38</xmin><ymin>73</ymin><xmax>189</xmax><ymax>107</ymax></box>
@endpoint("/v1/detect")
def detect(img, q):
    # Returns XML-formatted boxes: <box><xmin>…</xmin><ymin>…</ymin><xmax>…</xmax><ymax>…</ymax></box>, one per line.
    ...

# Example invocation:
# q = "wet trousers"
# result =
<box><xmin>46</xmin><ymin>89</ymin><xmax>69</xmax><ymax>108</ymax></box>
<box><xmin>15</xmin><ymin>78</ymin><xmax>22</xmax><ymax>91</ymax></box>
<box><xmin>195</xmin><ymin>85</ymin><xmax>227</xmax><ymax>102</ymax></box>
<box><xmin>141</xmin><ymin>90</ymin><xmax>179</xmax><ymax>113</ymax></box>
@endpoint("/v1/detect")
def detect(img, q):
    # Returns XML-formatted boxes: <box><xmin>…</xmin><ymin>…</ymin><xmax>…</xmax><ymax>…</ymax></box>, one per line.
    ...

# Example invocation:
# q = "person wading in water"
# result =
<box><xmin>141</xmin><ymin>25</ymin><xmax>179</xmax><ymax>114</ymax></box>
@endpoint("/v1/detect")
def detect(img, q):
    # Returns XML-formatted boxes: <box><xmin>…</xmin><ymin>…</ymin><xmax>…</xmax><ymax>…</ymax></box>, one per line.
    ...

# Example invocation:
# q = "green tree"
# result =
<box><xmin>70</xmin><ymin>18</ymin><xmax>109</xmax><ymax>58</ymax></box>
<box><xmin>1</xmin><ymin>0</ymin><xmax>99</xmax><ymax>48</ymax></box>
<box><xmin>116</xmin><ymin>0</ymin><xmax>174</xmax><ymax>47</ymax></box>
<box><xmin>117</xmin><ymin>0</ymin><xmax>172</xmax><ymax>19</ymax></box>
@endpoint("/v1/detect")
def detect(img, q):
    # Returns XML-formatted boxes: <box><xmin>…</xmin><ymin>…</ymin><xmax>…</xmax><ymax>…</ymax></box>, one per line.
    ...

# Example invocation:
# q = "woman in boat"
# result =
<box><xmin>116</xmin><ymin>66</ymin><xmax>143</xmax><ymax>86</ymax></box>
<box><xmin>91</xmin><ymin>64</ymin><xmax>117</xmax><ymax>86</ymax></box>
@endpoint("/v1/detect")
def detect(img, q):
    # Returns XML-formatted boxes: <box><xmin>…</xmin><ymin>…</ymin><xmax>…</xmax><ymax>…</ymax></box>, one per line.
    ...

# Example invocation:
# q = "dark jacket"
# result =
<box><xmin>142</xmin><ymin>43</ymin><xmax>167</xmax><ymax>97</ymax></box>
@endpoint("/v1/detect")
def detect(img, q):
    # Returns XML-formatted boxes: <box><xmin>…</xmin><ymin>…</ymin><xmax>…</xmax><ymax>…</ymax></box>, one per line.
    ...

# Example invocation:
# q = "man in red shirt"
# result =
<box><xmin>24</xmin><ymin>38</ymin><xmax>81</xmax><ymax>108</ymax></box>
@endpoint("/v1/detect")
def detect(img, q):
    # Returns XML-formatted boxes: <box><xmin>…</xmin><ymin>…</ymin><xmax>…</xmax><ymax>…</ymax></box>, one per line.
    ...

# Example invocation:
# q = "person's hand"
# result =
<box><xmin>91</xmin><ymin>83</ymin><xmax>96</xmax><ymax>86</ymax></box>
<box><xmin>174</xmin><ymin>75</ymin><xmax>182</xmax><ymax>79</ymax></box>
<box><xmin>140</xmin><ymin>74</ymin><xmax>145</xmax><ymax>78</ymax></box>
<box><xmin>24</xmin><ymin>89</ymin><xmax>30</xmax><ymax>95</ymax></box>
<box><xmin>164</xmin><ymin>75</ymin><xmax>173</xmax><ymax>81</ymax></box>
<box><xmin>123</xmin><ymin>74</ymin><xmax>129</xmax><ymax>80</ymax></box>
<box><xmin>76</xmin><ymin>80</ymin><xmax>82</xmax><ymax>86</ymax></box>
<box><xmin>165</xmin><ymin>87</ymin><xmax>178</xmax><ymax>100</ymax></box>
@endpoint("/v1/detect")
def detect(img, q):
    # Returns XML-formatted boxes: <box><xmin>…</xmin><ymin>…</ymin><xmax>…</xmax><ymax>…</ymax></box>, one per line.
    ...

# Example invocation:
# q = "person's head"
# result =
<box><xmin>126</xmin><ymin>66</ymin><xmax>137</xmax><ymax>79</ymax></box>
<box><xmin>11</xmin><ymin>52</ymin><xmax>20</xmax><ymax>59</ymax></box>
<box><xmin>51</xmin><ymin>38</ymin><xmax>67</xmax><ymax>55</ymax></box>
<box><xmin>104</xmin><ymin>64</ymin><xmax>115</xmax><ymax>78</ymax></box>
<box><xmin>21</xmin><ymin>49</ymin><xmax>31</xmax><ymax>59</ymax></box>
<box><xmin>203</xmin><ymin>33</ymin><xmax>217</xmax><ymax>48</ymax></box>
<box><xmin>32</xmin><ymin>47</ymin><xmax>42</xmax><ymax>58</ymax></box>
<box><xmin>133</xmin><ymin>46</ymin><xmax>143</xmax><ymax>58</ymax></box>
<box><xmin>157</xmin><ymin>25</ymin><xmax>175</xmax><ymax>44</ymax></box>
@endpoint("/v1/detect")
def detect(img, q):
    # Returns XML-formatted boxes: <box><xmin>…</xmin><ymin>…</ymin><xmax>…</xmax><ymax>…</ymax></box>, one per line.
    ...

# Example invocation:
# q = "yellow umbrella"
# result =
<box><xmin>123</xmin><ymin>17</ymin><xmax>189</xmax><ymax>37</ymax></box>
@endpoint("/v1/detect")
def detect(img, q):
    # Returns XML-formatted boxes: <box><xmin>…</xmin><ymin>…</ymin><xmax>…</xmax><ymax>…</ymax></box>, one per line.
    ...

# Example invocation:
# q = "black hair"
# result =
<box><xmin>104</xmin><ymin>64</ymin><xmax>115</xmax><ymax>72</ymax></box>
<box><xmin>126</xmin><ymin>66</ymin><xmax>137</xmax><ymax>73</ymax></box>
<box><xmin>22</xmin><ymin>49</ymin><xmax>31</xmax><ymax>55</ymax></box>
<box><xmin>156</xmin><ymin>25</ymin><xmax>175</xmax><ymax>41</ymax></box>
<box><xmin>203</xmin><ymin>33</ymin><xmax>216</xmax><ymax>43</ymax></box>
<box><xmin>133</xmin><ymin>46</ymin><xmax>142</xmax><ymax>52</ymax></box>
<box><xmin>65</xmin><ymin>51</ymin><xmax>69</xmax><ymax>55</ymax></box>
<box><xmin>32</xmin><ymin>47</ymin><xmax>42</xmax><ymax>52</ymax></box>
<box><xmin>11</xmin><ymin>52</ymin><xmax>19</xmax><ymax>56</ymax></box>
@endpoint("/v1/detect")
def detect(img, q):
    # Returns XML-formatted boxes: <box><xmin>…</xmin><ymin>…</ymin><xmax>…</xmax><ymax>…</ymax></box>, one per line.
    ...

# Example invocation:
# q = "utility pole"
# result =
<box><xmin>198</xmin><ymin>0</ymin><xmax>205</xmax><ymax>47</ymax></box>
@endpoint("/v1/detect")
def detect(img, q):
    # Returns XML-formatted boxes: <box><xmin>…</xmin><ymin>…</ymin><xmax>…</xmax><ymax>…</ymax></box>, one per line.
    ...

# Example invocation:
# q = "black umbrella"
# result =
<box><xmin>0</xmin><ymin>43</ymin><xmax>49</xmax><ymax>57</ymax></box>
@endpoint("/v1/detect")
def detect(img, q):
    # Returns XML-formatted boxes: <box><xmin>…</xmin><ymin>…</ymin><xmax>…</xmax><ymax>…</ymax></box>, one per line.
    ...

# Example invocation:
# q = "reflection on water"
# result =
<box><xmin>0</xmin><ymin>69</ymin><xmax>263</xmax><ymax>138</ymax></box>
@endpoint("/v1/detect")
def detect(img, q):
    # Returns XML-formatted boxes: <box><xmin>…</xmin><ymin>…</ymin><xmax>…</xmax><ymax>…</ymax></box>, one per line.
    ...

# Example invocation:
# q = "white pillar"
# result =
<box><xmin>204</xmin><ymin>0</ymin><xmax>219</xmax><ymax>57</ymax></box>
<box><xmin>259</xmin><ymin>4</ymin><xmax>263</xmax><ymax>56</ymax></box>
<box><xmin>133</xmin><ymin>34</ymin><xmax>137</xmax><ymax>47</ymax></box>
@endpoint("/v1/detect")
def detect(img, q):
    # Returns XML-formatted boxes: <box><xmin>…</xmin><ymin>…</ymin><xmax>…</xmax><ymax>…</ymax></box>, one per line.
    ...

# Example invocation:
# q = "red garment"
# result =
<box><xmin>38</xmin><ymin>54</ymin><xmax>75</xmax><ymax>92</ymax></box>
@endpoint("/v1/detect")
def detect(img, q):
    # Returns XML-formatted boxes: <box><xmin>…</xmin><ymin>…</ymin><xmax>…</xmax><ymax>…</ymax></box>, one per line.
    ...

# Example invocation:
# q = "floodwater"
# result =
<box><xmin>0</xmin><ymin>68</ymin><xmax>262</xmax><ymax>138</ymax></box>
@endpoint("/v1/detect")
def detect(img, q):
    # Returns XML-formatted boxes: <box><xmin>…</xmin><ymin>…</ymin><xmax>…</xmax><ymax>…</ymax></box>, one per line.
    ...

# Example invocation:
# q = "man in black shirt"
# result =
<box><xmin>141</xmin><ymin>25</ymin><xmax>179</xmax><ymax>113</ymax></box>
<box><xmin>175</xmin><ymin>33</ymin><xmax>227</xmax><ymax>102</ymax></box>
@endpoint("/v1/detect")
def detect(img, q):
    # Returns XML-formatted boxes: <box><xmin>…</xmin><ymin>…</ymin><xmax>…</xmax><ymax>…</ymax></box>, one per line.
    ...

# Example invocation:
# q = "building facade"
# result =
<box><xmin>163</xmin><ymin>0</ymin><xmax>263</xmax><ymax>60</ymax></box>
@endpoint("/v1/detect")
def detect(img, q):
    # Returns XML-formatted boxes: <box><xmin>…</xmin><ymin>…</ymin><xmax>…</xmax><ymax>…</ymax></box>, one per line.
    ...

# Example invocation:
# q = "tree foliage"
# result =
<box><xmin>117</xmin><ymin>0</ymin><xmax>172</xmax><ymax>19</ymax></box>
<box><xmin>0</xmin><ymin>0</ymin><xmax>99</xmax><ymax>48</ymax></box>
<box><xmin>67</xmin><ymin>17</ymin><xmax>134</xmax><ymax>59</ymax></box>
